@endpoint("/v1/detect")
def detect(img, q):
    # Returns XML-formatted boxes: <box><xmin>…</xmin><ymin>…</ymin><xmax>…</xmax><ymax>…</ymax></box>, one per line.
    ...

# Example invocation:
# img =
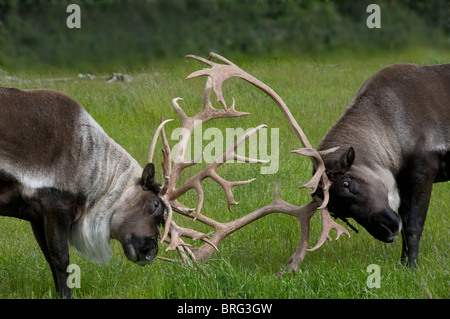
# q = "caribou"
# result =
<box><xmin>317</xmin><ymin>63</ymin><xmax>450</xmax><ymax>267</ymax></box>
<box><xmin>0</xmin><ymin>88</ymin><xmax>166</xmax><ymax>298</ymax></box>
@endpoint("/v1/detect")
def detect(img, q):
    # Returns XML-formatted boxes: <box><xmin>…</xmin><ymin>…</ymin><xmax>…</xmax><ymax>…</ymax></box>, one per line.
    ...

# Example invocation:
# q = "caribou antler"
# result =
<box><xmin>149</xmin><ymin>73</ymin><xmax>268</xmax><ymax>251</ymax></box>
<box><xmin>151</xmin><ymin>53</ymin><xmax>350</xmax><ymax>271</ymax></box>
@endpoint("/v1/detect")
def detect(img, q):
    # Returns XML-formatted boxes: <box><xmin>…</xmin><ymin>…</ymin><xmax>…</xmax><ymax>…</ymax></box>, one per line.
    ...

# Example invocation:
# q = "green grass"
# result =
<box><xmin>0</xmin><ymin>48</ymin><xmax>449</xmax><ymax>299</ymax></box>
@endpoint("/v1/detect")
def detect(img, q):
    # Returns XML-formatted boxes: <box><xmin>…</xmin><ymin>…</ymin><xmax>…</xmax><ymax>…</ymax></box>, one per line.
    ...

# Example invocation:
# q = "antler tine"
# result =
<box><xmin>292</xmin><ymin>148</ymin><xmax>325</xmax><ymax>194</ymax></box>
<box><xmin>202</xmin><ymin>77</ymin><xmax>214</xmax><ymax>111</ymax></box>
<box><xmin>160</xmin><ymin>197</ymin><xmax>173</xmax><ymax>243</ymax></box>
<box><xmin>186</xmin><ymin>53</ymin><xmax>312</xmax><ymax>149</ymax></box>
<box><xmin>185</xmin><ymin>54</ymin><xmax>215</xmax><ymax>67</ymax></box>
<box><xmin>307</xmin><ymin>207</ymin><xmax>350</xmax><ymax>252</ymax></box>
<box><xmin>292</xmin><ymin>146</ymin><xmax>338</xmax><ymax>208</ymax></box>
<box><xmin>147</xmin><ymin>117</ymin><xmax>174</xmax><ymax>244</ymax></box>
<box><xmin>208</xmin><ymin>52</ymin><xmax>236</xmax><ymax>66</ymax></box>
<box><xmin>162</xmin><ymin>97</ymin><xmax>258</xmax><ymax>192</ymax></box>
<box><xmin>164</xmin><ymin>219</ymin><xmax>218</xmax><ymax>252</ymax></box>
<box><xmin>160</xmin><ymin>120</ymin><xmax>172</xmax><ymax>187</ymax></box>
<box><xmin>148</xmin><ymin>118</ymin><xmax>174</xmax><ymax>164</ymax></box>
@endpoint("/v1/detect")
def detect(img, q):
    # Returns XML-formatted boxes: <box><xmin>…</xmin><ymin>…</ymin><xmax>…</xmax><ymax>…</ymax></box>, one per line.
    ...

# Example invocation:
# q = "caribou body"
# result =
<box><xmin>0</xmin><ymin>88</ymin><xmax>165</xmax><ymax>298</ymax></box>
<box><xmin>318</xmin><ymin>63</ymin><xmax>450</xmax><ymax>267</ymax></box>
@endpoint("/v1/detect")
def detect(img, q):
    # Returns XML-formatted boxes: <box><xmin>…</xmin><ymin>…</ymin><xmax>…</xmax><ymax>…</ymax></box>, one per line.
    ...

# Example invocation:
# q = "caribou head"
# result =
<box><xmin>110</xmin><ymin>163</ymin><xmax>166</xmax><ymax>265</ymax></box>
<box><xmin>319</xmin><ymin>147</ymin><xmax>402</xmax><ymax>243</ymax></box>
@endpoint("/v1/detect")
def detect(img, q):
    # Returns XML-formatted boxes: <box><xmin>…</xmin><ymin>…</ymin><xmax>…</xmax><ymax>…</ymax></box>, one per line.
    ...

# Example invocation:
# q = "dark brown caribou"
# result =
<box><xmin>0</xmin><ymin>88</ymin><xmax>166</xmax><ymax>298</ymax></box>
<box><xmin>317</xmin><ymin>63</ymin><xmax>450</xmax><ymax>267</ymax></box>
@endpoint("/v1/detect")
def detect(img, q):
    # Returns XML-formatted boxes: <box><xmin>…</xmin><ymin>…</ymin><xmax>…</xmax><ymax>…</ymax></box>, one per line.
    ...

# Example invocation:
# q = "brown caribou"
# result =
<box><xmin>317</xmin><ymin>63</ymin><xmax>450</xmax><ymax>267</ymax></box>
<box><xmin>0</xmin><ymin>88</ymin><xmax>166</xmax><ymax>298</ymax></box>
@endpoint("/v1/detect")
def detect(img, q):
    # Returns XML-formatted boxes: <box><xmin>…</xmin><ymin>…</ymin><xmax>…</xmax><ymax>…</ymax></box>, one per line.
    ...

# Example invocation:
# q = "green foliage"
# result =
<box><xmin>0</xmin><ymin>0</ymin><xmax>447</xmax><ymax>72</ymax></box>
<box><xmin>0</xmin><ymin>48</ymin><xmax>448</xmax><ymax>298</ymax></box>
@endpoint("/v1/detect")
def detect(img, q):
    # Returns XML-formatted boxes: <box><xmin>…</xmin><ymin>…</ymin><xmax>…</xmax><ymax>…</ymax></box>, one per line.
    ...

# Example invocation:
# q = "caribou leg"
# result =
<box><xmin>397</xmin><ymin>153</ymin><xmax>440</xmax><ymax>268</ymax></box>
<box><xmin>30</xmin><ymin>189</ymin><xmax>79</xmax><ymax>298</ymax></box>
<box><xmin>30</xmin><ymin>221</ymin><xmax>62</xmax><ymax>296</ymax></box>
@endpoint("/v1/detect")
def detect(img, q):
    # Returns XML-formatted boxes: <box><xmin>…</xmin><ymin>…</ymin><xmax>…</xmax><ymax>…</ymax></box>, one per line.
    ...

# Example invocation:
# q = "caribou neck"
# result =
<box><xmin>68</xmin><ymin>113</ymin><xmax>144</xmax><ymax>264</ymax></box>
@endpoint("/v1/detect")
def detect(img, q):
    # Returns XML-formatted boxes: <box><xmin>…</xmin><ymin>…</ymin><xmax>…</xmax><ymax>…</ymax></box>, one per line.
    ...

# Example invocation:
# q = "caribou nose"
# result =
<box><xmin>133</xmin><ymin>236</ymin><xmax>158</xmax><ymax>265</ymax></box>
<box><xmin>377</xmin><ymin>209</ymin><xmax>402</xmax><ymax>242</ymax></box>
<box><xmin>144</xmin><ymin>238</ymin><xmax>158</xmax><ymax>263</ymax></box>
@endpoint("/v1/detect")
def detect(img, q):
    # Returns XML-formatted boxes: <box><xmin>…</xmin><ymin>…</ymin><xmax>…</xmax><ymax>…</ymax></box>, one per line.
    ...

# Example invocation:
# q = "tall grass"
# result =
<box><xmin>0</xmin><ymin>48</ymin><xmax>449</xmax><ymax>298</ymax></box>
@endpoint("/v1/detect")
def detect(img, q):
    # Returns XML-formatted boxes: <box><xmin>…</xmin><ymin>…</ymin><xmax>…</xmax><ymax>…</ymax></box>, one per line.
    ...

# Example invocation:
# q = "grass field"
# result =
<box><xmin>0</xmin><ymin>48</ymin><xmax>449</xmax><ymax>299</ymax></box>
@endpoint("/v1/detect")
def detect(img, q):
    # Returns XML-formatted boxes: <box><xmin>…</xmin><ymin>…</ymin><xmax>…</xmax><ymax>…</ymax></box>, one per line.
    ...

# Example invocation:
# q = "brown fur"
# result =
<box><xmin>0</xmin><ymin>88</ymin><xmax>81</xmax><ymax>170</ymax></box>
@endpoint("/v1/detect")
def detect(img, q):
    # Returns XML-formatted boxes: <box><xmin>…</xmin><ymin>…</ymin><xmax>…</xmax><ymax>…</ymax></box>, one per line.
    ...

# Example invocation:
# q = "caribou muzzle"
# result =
<box><xmin>124</xmin><ymin>235</ymin><xmax>159</xmax><ymax>265</ymax></box>
<box><xmin>364</xmin><ymin>208</ymin><xmax>402</xmax><ymax>243</ymax></box>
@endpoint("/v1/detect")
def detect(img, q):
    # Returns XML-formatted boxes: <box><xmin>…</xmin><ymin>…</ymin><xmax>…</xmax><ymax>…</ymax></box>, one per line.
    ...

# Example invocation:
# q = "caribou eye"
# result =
<box><xmin>342</xmin><ymin>181</ymin><xmax>350</xmax><ymax>188</ymax></box>
<box><xmin>149</xmin><ymin>199</ymin><xmax>163</xmax><ymax>217</ymax></box>
<box><xmin>147</xmin><ymin>199</ymin><xmax>160</xmax><ymax>213</ymax></box>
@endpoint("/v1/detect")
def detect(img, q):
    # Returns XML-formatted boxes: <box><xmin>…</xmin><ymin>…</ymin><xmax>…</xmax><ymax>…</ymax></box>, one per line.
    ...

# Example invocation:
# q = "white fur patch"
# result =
<box><xmin>354</xmin><ymin>164</ymin><xmax>401</xmax><ymax>212</ymax></box>
<box><xmin>19</xmin><ymin>173</ymin><xmax>56</xmax><ymax>189</ymax></box>
<box><xmin>69</xmin><ymin>207</ymin><xmax>113</xmax><ymax>265</ymax></box>
<box><xmin>432</xmin><ymin>144</ymin><xmax>450</xmax><ymax>152</ymax></box>
<box><xmin>0</xmin><ymin>161</ymin><xmax>56</xmax><ymax>190</ymax></box>
<box><xmin>388</xmin><ymin>188</ymin><xmax>401</xmax><ymax>211</ymax></box>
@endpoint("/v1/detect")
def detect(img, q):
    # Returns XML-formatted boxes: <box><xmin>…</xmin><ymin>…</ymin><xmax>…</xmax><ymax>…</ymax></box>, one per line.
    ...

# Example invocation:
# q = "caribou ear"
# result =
<box><xmin>141</xmin><ymin>163</ymin><xmax>160</xmax><ymax>193</ymax></box>
<box><xmin>339</xmin><ymin>147</ymin><xmax>355</xmax><ymax>169</ymax></box>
